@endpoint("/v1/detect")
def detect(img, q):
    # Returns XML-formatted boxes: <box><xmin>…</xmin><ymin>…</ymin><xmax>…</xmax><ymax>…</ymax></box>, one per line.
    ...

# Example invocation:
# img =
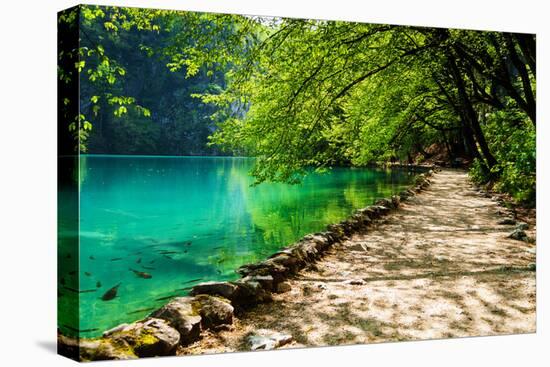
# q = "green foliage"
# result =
<box><xmin>58</xmin><ymin>5</ymin><xmax>536</xmax><ymax>202</ymax></box>
<box><xmin>470</xmin><ymin>109</ymin><xmax>536</xmax><ymax>204</ymax></box>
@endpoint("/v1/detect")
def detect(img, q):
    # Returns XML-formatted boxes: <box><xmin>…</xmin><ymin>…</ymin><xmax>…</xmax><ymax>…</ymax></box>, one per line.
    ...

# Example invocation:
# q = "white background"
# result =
<box><xmin>0</xmin><ymin>0</ymin><xmax>547</xmax><ymax>365</ymax></box>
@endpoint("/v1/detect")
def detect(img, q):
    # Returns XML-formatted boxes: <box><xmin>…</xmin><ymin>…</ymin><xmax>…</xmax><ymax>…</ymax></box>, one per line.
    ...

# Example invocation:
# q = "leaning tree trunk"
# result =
<box><xmin>447</xmin><ymin>54</ymin><xmax>498</xmax><ymax>169</ymax></box>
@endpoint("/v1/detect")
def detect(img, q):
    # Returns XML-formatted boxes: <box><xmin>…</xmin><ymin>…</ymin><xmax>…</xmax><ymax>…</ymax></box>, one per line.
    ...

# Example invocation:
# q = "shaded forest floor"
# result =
<box><xmin>182</xmin><ymin>169</ymin><xmax>536</xmax><ymax>354</ymax></box>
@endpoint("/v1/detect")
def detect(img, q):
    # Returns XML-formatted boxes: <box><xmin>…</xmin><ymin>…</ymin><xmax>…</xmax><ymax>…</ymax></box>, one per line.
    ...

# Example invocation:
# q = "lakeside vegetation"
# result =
<box><xmin>59</xmin><ymin>5</ymin><xmax>535</xmax><ymax>204</ymax></box>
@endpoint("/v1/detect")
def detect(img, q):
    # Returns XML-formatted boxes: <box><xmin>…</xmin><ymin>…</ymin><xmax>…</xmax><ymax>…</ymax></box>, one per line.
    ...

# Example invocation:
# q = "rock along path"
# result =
<box><xmin>183</xmin><ymin>169</ymin><xmax>536</xmax><ymax>354</ymax></box>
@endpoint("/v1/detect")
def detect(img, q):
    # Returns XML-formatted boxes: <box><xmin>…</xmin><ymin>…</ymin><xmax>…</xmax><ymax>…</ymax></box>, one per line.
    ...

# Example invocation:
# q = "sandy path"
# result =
<box><xmin>184</xmin><ymin>169</ymin><xmax>536</xmax><ymax>353</ymax></box>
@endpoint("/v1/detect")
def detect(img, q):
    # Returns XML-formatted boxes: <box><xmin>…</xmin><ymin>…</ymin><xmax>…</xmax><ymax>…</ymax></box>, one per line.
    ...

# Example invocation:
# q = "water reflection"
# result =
<box><xmin>58</xmin><ymin>156</ymin><xmax>414</xmax><ymax>337</ymax></box>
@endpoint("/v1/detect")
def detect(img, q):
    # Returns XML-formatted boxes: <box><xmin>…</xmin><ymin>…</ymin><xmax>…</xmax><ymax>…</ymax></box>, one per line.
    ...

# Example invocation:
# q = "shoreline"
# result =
<box><xmin>59</xmin><ymin>166</ymin><xmax>438</xmax><ymax>361</ymax></box>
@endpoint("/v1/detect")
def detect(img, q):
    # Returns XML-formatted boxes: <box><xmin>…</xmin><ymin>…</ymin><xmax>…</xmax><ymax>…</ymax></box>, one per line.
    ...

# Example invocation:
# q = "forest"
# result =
<box><xmin>58</xmin><ymin>5</ymin><xmax>536</xmax><ymax>204</ymax></box>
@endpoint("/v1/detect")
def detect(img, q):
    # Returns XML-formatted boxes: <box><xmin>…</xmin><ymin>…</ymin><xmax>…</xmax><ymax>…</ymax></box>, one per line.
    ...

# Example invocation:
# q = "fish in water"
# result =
<box><xmin>62</xmin><ymin>324</ymin><xmax>99</xmax><ymax>334</ymax></box>
<box><xmin>155</xmin><ymin>294</ymin><xmax>178</xmax><ymax>301</ymax></box>
<box><xmin>158</xmin><ymin>251</ymin><xmax>178</xmax><ymax>255</ymax></box>
<box><xmin>129</xmin><ymin>268</ymin><xmax>152</xmax><ymax>279</ymax></box>
<box><xmin>127</xmin><ymin>307</ymin><xmax>156</xmax><ymax>315</ymax></box>
<box><xmin>63</xmin><ymin>286</ymin><xmax>97</xmax><ymax>294</ymax></box>
<box><xmin>101</xmin><ymin>283</ymin><xmax>121</xmax><ymax>301</ymax></box>
<box><xmin>84</xmin><ymin>272</ymin><xmax>92</xmax><ymax>277</ymax></box>
<box><xmin>149</xmin><ymin>259</ymin><xmax>156</xmax><ymax>264</ymax></box>
<box><xmin>96</xmin><ymin>281</ymin><xmax>102</xmax><ymax>288</ymax></box>
<box><xmin>136</xmin><ymin>258</ymin><xmax>142</xmax><ymax>264</ymax></box>
<box><xmin>182</xmin><ymin>278</ymin><xmax>204</xmax><ymax>285</ymax></box>
<box><xmin>110</xmin><ymin>257</ymin><xmax>123</xmax><ymax>261</ymax></box>
<box><xmin>163</xmin><ymin>255</ymin><xmax>173</xmax><ymax>260</ymax></box>
<box><xmin>141</xmin><ymin>265</ymin><xmax>155</xmax><ymax>270</ymax></box>
<box><xmin>65</xmin><ymin>253</ymin><xmax>71</xmax><ymax>259</ymax></box>
<box><xmin>69</xmin><ymin>270</ymin><xmax>77</xmax><ymax>275</ymax></box>
<box><xmin>183</xmin><ymin>250</ymin><xmax>188</xmax><ymax>254</ymax></box>
<box><xmin>89</xmin><ymin>255</ymin><xmax>95</xmax><ymax>260</ymax></box>
<box><xmin>60</xmin><ymin>277</ymin><xmax>66</xmax><ymax>285</ymax></box>
<box><xmin>183</xmin><ymin>241</ymin><xmax>192</xmax><ymax>246</ymax></box>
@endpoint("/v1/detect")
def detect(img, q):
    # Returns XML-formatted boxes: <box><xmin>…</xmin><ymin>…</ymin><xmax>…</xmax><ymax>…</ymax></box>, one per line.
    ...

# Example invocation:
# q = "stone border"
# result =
<box><xmin>58</xmin><ymin>167</ymin><xmax>437</xmax><ymax>361</ymax></box>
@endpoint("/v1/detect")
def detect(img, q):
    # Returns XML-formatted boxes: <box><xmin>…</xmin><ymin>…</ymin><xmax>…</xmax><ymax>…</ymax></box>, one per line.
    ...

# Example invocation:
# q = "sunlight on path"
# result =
<box><xmin>183</xmin><ymin>169</ymin><xmax>536</xmax><ymax>354</ymax></box>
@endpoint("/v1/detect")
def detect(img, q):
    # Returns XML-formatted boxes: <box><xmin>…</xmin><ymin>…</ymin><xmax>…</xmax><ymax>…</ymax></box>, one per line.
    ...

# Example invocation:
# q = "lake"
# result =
<box><xmin>58</xmin><ymin>156</ymin><xmax>416</xmax><ymax>337</ymax></box>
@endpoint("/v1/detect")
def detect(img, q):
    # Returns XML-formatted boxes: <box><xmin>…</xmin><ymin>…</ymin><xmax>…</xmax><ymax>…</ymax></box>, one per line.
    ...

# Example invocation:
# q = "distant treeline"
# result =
<box><xmin>77</xmin><ymin>9</ymin><xmax>230</xmax><ymax>156</ymax></box>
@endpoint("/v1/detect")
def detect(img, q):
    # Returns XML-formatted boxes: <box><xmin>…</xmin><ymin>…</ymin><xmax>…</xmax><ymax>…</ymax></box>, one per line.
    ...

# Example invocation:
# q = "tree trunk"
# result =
<box><xmin>447</xmin><ymin>55</ymin><xmax>498</xmax><ymax>169</ymax></box>
<box><xmin>504</xmin><ymin>34</ymin><xmax>536</xmax><ymax>127</ymax></box>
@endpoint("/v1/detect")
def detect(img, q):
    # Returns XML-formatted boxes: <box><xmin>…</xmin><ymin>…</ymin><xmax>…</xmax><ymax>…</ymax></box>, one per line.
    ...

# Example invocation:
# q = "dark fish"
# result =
<box><xmin>69</xmin><ymin>270</ymin><xmax>77</xmax><ymax>275</ymax></box>
<box><xmin>149</xmin><ymin>260</ymin><xmax>156</xmax><ymax>264</ymax></box>
<box><xmin>163</xmin><ymin>255</ymin><xmax>173</xmax><ymax>260</ymax></box>
<box><xmin>65</xmin><ymin>253</ymin><xmax>72</xmax><ymax>259</ymax></box>
<box><xmin>216</xmin><ymin>270</ymin><xmax>222</xmax><ymax>274</ymax></box>
<box><xmin>136</xmin><ymin>258</ymin><xmax>142</xmax><ymax>264</ymax></box>
<box><xmin>212</xmin><ymin>246</ymin><xmax>223</xmax><ymax>250</ymax></box>
<box><xmin>62</xmin><ymin>324</ymin><xmax>99</xmax><ymax>333</ymax></box>
<box><xmin>89</xmin><ymin>255</ymin><xmax>95</xmax><ymax>260</ymax></box>
<box><xmin>101</xmin><ymin>283</ymin><xmax>121</xmax><ymax>301</ymax></box>
<box><xmin>142</xmin><ymin>243</ymin><xmax>159</xmax><ymax>248</ymax></box>
<box><xmin>182</xmin><ymin>278</ymin><xmax>203</xmax><ymax>285</ymax></box>
<box><xmin>155</xmin><ymin>294</ymin><xmax>178</xmax><ymax>301</ymax></box>
<box><xmin>60</xmin><ymin>277</ymin><xmax>66</xmax><ymax>285</ymax></box>
<box><xmin>184</xmin><ymin>241</ymin><xmax>192</xmax><ymax>246</ymax></box>
<box><xmin>110</xmin><ymin>257</ymin><xmax>123</xmax><ymax>261</ymax></box>
<box><xmin>159</xmin><ymin>251</ymin><xmax>178</xmax><ymax>255</ymax></box>
<box><xmin>127</xmin><ymin>307</ymin><xmax>156</xmax><ymax>315</ymax></box>
<box><xmin>183</xmin><ymin>250</ymin><xmax>188</xmax><ymax>254</ymax></box>
<box><xmin>63</xmin><ymin>286</ymin><xmax>97</xmax><ymax>294</ymax></box>
<box><xmin>96</xmin><ymin>281</ymin><xmax>102</xmax><ymax>288</ymax></box>
<box><xmin>141</xmin><ymin>265</ymin><xmax>155</xmax><ymax>270</ymax></box>
<box><xmin>84</xmin><ymin>272</ymin><xmax>92</xmax><ymax>277</ymax></box>
<box><xmin>133</xmin><ymin>251</ymin><xmax>143</xmax><ymax>255</ymax></box>
<box><xmin>129</xmin><ymin>268</ymin><xmax>152</xmax><ymax>279</ymax></box>
<box><xmin>176</xmin><ymin>286</ymin><xmax>193</xmax><ymax>291</ymax></box>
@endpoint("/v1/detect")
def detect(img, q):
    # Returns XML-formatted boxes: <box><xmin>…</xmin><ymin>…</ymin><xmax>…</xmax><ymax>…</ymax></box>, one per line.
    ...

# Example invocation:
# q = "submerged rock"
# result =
<box><xmin>247</xmin><ymin>329</ymin><xmax>293</xmax><ymax>350</ymax></box>
<box><xmin>107</xmin><ymin>318</ymin><xmax>180</xmax><ymax>358</ymax></box>
<box><xmin>150</xmin><ymin>297</ymin><xmax>202</xmax><ymax>345</ymax></box>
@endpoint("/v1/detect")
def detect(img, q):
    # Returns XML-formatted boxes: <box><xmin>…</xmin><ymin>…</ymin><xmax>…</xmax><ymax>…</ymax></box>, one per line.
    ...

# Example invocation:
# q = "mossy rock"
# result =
<box><xmin>108</xmin><ymin>318</ymin><xmax>180</xmax><ymax>357</ymax></box>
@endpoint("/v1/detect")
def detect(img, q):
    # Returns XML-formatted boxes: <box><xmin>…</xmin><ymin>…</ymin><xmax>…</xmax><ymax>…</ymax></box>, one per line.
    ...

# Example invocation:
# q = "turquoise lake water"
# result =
<box><xmin>58</xmin><ymin>156</ymin><xmax>416</xmax><ymax>337</ymax></box>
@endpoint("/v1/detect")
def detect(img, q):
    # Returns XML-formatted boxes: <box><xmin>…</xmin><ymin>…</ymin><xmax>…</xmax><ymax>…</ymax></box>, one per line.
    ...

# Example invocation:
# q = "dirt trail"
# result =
<box><xmin>184</xmin><ymin>169</ymin><xmax>536</xmax><ymax>353</ymax></box>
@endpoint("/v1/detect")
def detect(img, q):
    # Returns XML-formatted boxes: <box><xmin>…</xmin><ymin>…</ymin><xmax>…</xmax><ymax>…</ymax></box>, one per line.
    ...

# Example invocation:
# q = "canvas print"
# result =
<box><xmin>57</xmin><ymin>4</ymin><xmax>536</xmax><ymax>361</ymax></box>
